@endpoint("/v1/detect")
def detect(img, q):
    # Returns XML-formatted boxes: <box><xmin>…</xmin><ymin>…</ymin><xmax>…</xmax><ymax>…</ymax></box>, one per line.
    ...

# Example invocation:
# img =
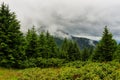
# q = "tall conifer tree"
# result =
<box><xmin>67</xmin><ymin>41</ymin><xmax>81</xmax><ymax>61</ymax></box>
<box><xmin>38</xmin><ymin>32</ymin><xmax>46</xmax><ymax>58</ymax></box>
<box><xmin>25</xmin><ymin>26</ymin><xmax>38</xmax><ymax>58</ymax></box>
<box><xmin>61</xmin><ymin>38</ymin><xmax>81</xmax><ymax>61</ymax></box>
<box><xmin>92</xmin><ymin>26</ymin><xmax>117</xmax><ymax>61</ymax></box>
<box><xmin>45</xmin><ymin>31</ymin><xmax>58</xmax><ymax>58</ymax></box>
<box><xmin>0</xmin><ymin>3</ymin><xmax>25</xmax><ymax>68</ymax></box>
<box><xmin>60</xmin><ymin>38</ymin><xmax>69</xmax><ymax>59</ymax></box>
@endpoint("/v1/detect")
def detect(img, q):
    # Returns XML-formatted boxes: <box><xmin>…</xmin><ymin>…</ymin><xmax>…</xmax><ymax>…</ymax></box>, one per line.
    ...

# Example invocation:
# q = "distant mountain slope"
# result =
<box><xmin>54</xmin><ymin>36</ymin><xmax>98</xmax><ymax>49</ymax></box>
<box><xmin>71</xmin><ymin>36</ymin><xmax>98</xmax><ymax>49</ymax></box>
<box><xmin>37</xmin><ymin>27</ymin><xmax>98</xmax><ymax>49</ymax></box>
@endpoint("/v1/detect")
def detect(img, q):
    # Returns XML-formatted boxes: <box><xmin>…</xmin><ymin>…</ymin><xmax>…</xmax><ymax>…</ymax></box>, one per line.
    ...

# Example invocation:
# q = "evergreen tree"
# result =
<box><xmin>81</xmin><ymin>48</ymin><xmax>92</xmax><ymax>61</ymax></box>
<box><xmin>67</xmin><ymin>41</ymin><xmax>81</xmax><ymax>61</ymax></box>
<box><xmin>0</xmin><ymin>3</ymin><xmax>25</xmax><ymax>68</ymax></box>
<box><xmin>45</xmin><ymin>31</ymin><xmax>58</xmax><ymax>58</ymax></box>
<box><xmin>113</xmin><ymin>44</ymin><xmax>120</xmax><ymax>62</ymax></box>
<box><xmin>61</xmin><ymin>38</ymin><xmax>81</xmax><ymax>61</ymax></box>
<box><xmin>60</xmin><ymin>38</ymin><xmax>69</xmax><ymax>59</ymax></box>
<box><xmin>92</xmin><ymin>26</ymin><xmax>117</xmax><ymax>61</ymax></box>
<box><xmin>37</xmin><ymin>31</ymin><xmax>58</xmax><ymax>58</ymax></box>
<box><xmin>38</xmin><ymin>32</ymin><xmax>46</xmax><ymax>58</ymax></box>
<box><xmin>25</xmin><ymin>26</ymin><xmax>38</xmax><ymax>58</ymax></box>
<box><xmin>82</xmin><ymin>48</ymin><xmax>90</xmax><ymax>61</ymax></box>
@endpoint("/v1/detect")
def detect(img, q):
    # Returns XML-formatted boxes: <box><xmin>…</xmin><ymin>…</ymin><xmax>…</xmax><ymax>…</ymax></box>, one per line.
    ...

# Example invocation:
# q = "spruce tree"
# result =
<box><xmin>60</xmin><ymin>38</ymin><xmax>69</xmax><ymax>59</ymax></box>
<box><xmin>45</xmin><ymin>31</ymin><xmax>58</xmax><ymax>58</ymax></box>
<box><xmin>113</xmin><ymin>44</ymin><xmax>120</xmax><ymax>62</ymax></box>
<box><xmin>81</xmin><ymin>48</ymin><xmax>89</xmax><ymax>61</ymax></box>
<box><xmin>0</xmin><ymin>3</ymin><xmax>25</xmax><ymax>68</ymax></box>
<box><xmin>67</xmin><ymin>41</ymin><xmax>81</xmax><ymax>61</ymax></box>
<box><xmin>61</xmin><ymin>38</ymin><xmax>81</xmax><ymax>61</ymax></box>
<box><xmin>25</xmin><ymin>26</ymin><xmax>38</xmax><ymax>58</ymax></box>
<box><xmin>38</xmin><ymin>32</ymin><xmax>46</xmax><ymax>58</ymax></box>
<box><xmin>92</xmin><ymin>26</ymin><xmax>117</xmax><ymax>61</ymax></box>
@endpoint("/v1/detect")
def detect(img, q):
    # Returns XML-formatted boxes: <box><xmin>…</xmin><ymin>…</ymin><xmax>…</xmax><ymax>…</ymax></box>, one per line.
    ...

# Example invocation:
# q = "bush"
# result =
<box><xmin>36</xmin><ymin>58</ymin><xmax>65</xmax><ymax>68</ymax></box>
<box><xmin>20</xmin><ymin>58</ymin><xmax>65</xmax><ymax>68</ymax></box>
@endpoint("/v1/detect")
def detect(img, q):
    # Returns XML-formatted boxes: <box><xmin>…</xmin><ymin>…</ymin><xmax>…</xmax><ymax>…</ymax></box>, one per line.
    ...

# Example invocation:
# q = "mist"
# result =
<box><xmin>1</xmin><ymin>0</ymin><xmax>120</xmax><ymax>40</ymax></box>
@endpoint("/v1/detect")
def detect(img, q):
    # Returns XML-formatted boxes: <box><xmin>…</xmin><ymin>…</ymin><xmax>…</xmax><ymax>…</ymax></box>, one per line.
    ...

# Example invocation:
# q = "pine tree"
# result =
<box><xmin>61</xmin><ymin>38</ymin><xmax>69</xmax><ymax>51</ymax></box>
<box><xmin>38</xmin><ymin>32</ymin><xmax>46</xmax><ymax>58</ymax></box>
<box><xmin>113</xmin><ymin>44</ymin><xmax>120</xmax><ymax>62</ymax></box>
<box><xmin>61</xmin><ymin>38</ymin><xmax>81</xmax><ymax>61</ymax></box>
<box><xmin>81</xmin><ymin>48</ymin><xmax>92</xmax><ymax>61</ymax></box>
<box><xmin>0</xmin><ymin>3</ymin><xmax>25</xmax><ymax>68</ymax></box>
<box><xmin>92</xmin><ymin>26</ymin><xmax>117</xmax><ymax>61</ymax></box>
<box><xmin>45</xmin><ymin>31</ymin><xmax>58</xmax><ymax>58</ymax></box>
<box><xmin>25</xmin><ymin>26</ymin><xmax>38</xmax><ymax>58</ymax></box>
<box><xmin>67</xmin><ymin>41</ymin><xmax>81</xmax><ymax>61</ymax></box>
<box><xmin>81</xmin><ymin>48</ymin><xmax>88</xmax><ymax>61</ymax></box>
<box><xmin>60</xmin><ymin>38</ymin><xmax>69</xmax><ymax>59</ymax></box>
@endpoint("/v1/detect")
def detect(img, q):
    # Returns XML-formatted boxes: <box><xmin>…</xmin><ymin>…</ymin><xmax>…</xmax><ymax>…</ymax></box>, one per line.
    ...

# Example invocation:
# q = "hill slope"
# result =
<box><xmin>54</xmin><ymin>36</ymin><xmax>98</xmax><ymax>49</ymax></box>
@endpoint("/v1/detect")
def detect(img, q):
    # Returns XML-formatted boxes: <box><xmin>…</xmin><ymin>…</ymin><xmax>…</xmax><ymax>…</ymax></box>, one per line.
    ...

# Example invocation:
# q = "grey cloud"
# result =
<box><xmin>1</xmin><ymin>0</ymin><xmax>120</xmax><ymax>40</ymax></box>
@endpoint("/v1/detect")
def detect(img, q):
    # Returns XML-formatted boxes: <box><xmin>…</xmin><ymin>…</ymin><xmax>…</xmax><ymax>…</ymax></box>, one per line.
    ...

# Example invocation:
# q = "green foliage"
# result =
<box><xmin>37</xmin><ymin>32</ymin><xmax>46</xmax><ymax>58</ymax></box>
<box><xmin>0</xmin><ymin>3</ymin><xmax>120</xmax><ymax>70</ymax></box>
<box><xmin>0</xmin><ymin>3</ymin><xmax>25</xmax><ymax>68</ymax></box>
<box><xmin>81</xmin><ymin>48</ymin><xmax>90</xmax><ymax>61</ymax></box>
<box><xmin>2</xmin><ymin>61</ymin><xmax>118</xmax><ymax>80</ymax></box>
<box><xmin>60</xmin><ymin>38</ymin><xmax>69</xmax><ymax>59</ymax></box>
<box><xmin>25</xmin><ymin>26</ymin><xmax>38</xmax><ymax>58</ymax></box>
<box><xmin>113</xmin><ymin>44</ymin><xmax>120</xmax><ymax>62</ymax></box>
<box><xmin>23</xmin><ymin>29</ymin><xmax>62</xmax><ymax>68</ymax></box>
<box><xmin>61</xmin><ymin>38</ymin><xmax>81</xmax><ymax>61</ymax></box>
<box><xmin>45</xmin><ymin>31</ymin><xmax>59</xmax><ymax>58</ymax></box>
<box><xmin>35</xmin><ymin>58</ymin><xmax>65</xmax><ymax>68</ymax></box>
<box><xmin>37</xmin><ymin>31</ymin><xmax>59</xmax><ymax>58</ymax></box>
<box><xmin>20</xmin><ymin>58</ymin><xmax>65</xmax><ymax>68</ymax></box>
<box><xmin>67</xmin><ymin>41</ymin><xmax>81</xmax><ymax>61</ymax></box>
<box><xmin>92</xmin><ymin>26</ymin><xmax>117</xmax><ymax>61</ymax></box>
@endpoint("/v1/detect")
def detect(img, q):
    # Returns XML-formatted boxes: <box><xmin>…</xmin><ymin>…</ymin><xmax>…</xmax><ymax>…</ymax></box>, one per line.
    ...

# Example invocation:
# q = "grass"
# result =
<box><xmin>0</xmin><ymin>61</ymin><xmax>120</xmax><ymax>80</ymax></box>
<box><xmin>0</xmin><ymin>68</ymin><xmax>20</xmax><ymax>80</ymax></box>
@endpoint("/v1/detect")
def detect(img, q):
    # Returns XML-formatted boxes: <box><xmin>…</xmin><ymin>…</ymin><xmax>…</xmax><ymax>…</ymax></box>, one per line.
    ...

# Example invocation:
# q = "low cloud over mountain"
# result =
<box><xmin>1</xmin><ymin>0</ymin><xmax>120</xmax><ymax>40</ymax></box>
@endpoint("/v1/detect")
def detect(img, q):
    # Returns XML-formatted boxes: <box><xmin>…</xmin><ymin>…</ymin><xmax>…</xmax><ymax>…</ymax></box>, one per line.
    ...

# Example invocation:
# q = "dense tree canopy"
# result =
<box><xmin>61</xmin><ymin>38</ymin><xmax>81</xmax><ymax>61</ymax></box>
<box><xmin>0</xmin><ymin>3</ymin><xmax>120</xmax><ymax>68</ymax></box>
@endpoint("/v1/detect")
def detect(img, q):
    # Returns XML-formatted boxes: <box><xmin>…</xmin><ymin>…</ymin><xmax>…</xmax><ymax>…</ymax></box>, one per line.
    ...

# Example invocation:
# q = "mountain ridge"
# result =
<box><xmin>37</xmin><ymin>27</ymin><xmax>98</xmax><ymax>49</ymax></box>
<box><xmin>54</xmin><ymin>36</ymin><xmax>98</xmax><ymax>49</ymax></box>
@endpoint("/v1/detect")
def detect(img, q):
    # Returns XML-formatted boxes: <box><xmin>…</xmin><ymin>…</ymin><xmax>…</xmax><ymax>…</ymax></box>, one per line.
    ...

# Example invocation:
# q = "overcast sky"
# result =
<box><xmin>1</xmin><ymin>0</ymin><xmax>120</xmax><ymax>40</ymax></box>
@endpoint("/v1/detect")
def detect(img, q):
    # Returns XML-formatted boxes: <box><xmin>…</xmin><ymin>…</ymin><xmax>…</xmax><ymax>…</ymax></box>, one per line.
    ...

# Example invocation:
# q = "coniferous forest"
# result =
<box><xmin>0</xmin><ymin>3</ymin><xmax>120</xmax><ymax>80</ymax></box>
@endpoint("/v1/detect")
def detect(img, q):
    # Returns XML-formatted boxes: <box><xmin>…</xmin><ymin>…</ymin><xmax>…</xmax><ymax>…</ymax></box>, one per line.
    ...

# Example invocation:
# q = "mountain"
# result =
<box><xmin>54</xmin><ymin>30</ymin><xmax>72</xmax><ymax>39</ymax></box>
<box><xmin>37</xmin><ymin>27</ymin><xmax>98</xmax><ymax>49</ymax></box>
<box><xmin>54</xmin><ymin>30</ymin><xmax>98</xmax><ymax>49</ymax></box>
<box><xmin>71</xmin><ymin>36</ymin><xmax>98</xmax><ymax>49</ymax></box>
<box><xmin>54</xmin><ymin>36</ymin><xmax>98</xmax><ymax>49</ymax></box>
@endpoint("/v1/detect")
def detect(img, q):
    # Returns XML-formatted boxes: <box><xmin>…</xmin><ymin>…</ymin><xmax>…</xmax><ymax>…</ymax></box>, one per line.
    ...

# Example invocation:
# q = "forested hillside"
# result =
<box><xmin>54</xmin><ymin>36</ymin><xmax>98</xmax><ymax>49</ymax></box>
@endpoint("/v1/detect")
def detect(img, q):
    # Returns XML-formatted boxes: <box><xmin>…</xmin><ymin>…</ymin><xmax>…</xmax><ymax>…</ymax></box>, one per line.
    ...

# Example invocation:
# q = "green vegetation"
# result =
<box><xmin>0</xmin><ymin>3</ymin><xmax>25</xmax><ymax>68</ymax></box>
<box><xmin>60</xmin><ymin>38</ymin><xmax>81</xmax><ymax>61</ymax></box>
<box><xmin>0</xmin><ymin>61</ymin><xmax>120</xmax><ymax>80</ymax></box>
<box><xmin>113</xmin><ymin>44</ymin><xmax>120</xmax><ymax>62</ymax></box>
<box><xmin>1</xmin><ymin>3</ymin><xmax>120</xmax><ymax>79</ymax></box>
<box><xmin>25</xmin><ymin>26</ymin><xmax>38</xmax><ymax>58</ymax></box>
<box><xmin>92</xmin><ymin>26</ymin><xmax>117</xmax><ymax>62</ymax></box>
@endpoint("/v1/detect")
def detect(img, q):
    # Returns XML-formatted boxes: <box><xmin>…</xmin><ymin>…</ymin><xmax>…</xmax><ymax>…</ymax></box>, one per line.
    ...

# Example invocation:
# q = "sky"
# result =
<box><xmin>1</xmin><ymin>0</ymin><xmax>120</xmax><ymax>40</ymax></box>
